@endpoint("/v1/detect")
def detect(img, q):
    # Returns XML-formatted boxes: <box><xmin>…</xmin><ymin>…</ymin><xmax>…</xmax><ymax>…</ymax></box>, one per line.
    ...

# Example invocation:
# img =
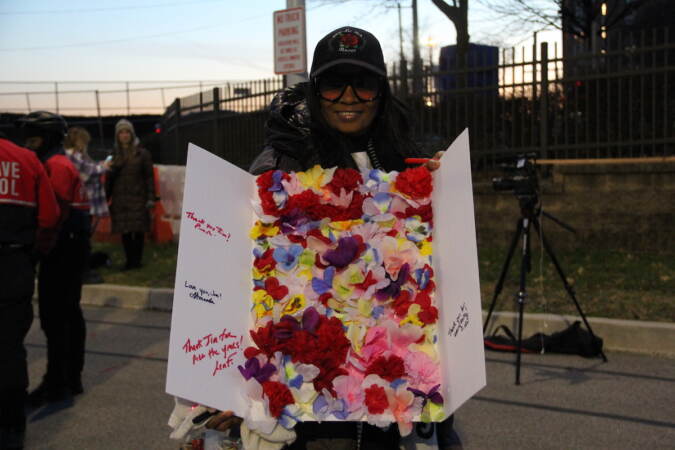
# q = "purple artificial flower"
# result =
<box><xmin>407</xmin><ymin>384</ymin><xmax>444</xmax><ymax>407</ymax></box>
<box><xmin>280</xmin><ymin>210</ymin><xmax>310</xmax><ymax>234</ymax></box>
<box><xmin>375</xmin><ymin>263</ymin><xmax>410</xmax><ymax>301</ymax></box>
<box><xmin>302</xmin><ymin>307</ymin><xmax>320</xmax><ymax>333</ymax></box>
<box><xmin>269</xmin><ymin>170</ymin><xmax>285</xmax><ymax>192</ymax></box>
<box><xmin>274</xmin><ymin>315</ymin><xmax>301</xmax><ymax>339</ymax></box>
<box><xmin>238</xmin><ymin>357</ymin><xmax>276</xmax><ymax>383</ymax></box>
<box><xmin>323</xmin><ymin>236</ymin><xmax>362</xmax><ymax>268</ymax></box>
<box><xmin>274</xmin><ymin>307</ymin><xmax>319</xmax><ymax>339</ymax></box>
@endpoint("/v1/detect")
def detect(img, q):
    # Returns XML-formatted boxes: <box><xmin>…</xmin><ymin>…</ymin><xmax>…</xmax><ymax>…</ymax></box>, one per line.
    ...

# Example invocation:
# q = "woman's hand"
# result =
<box><xmin>205</xmin><ymin>410</ymin><xmax>243</xmax><ymax>432</ymax></box>
<box><xmin>425</xmin><ymin>151</ymin><xmax>444</xmax><ymax>172</ymax></box>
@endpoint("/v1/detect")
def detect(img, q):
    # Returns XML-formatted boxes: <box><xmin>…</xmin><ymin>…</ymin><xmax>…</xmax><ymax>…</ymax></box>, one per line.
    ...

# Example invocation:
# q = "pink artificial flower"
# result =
<box><xmin>332</xmin><ymin>374</ymin><xmax>365</xmax><ymax>414</ymax></box>
<box><xmin>386</xmin><ymin>321</ymin><xmax>424</xmax><ymax>358</ymax></box>
<box><xmin>388</xmin><ymin>385</ymin><xmax>421</xmax><ymax>436</ymax></box>
<box><xmin>380</xmin><ymin>236</ymin><xmax>419</xmax><ymax>279</ymax></box>
<box><xmin>404</xmin><ymin>351</ymin><xmax>442</xmax><ymax>393</ymax></box>
<box><xmin>360</xmin><ymin>326</ymin><xmax>390</xmax><ymax>364</ymax></box>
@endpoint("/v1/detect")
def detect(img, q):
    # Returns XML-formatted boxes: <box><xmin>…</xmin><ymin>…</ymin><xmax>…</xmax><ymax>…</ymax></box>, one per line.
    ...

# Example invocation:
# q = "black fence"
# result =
<box><xmin>160</xmin><ymin>28</ymin><xmax>674</xmax><ymax>170</ymax></box>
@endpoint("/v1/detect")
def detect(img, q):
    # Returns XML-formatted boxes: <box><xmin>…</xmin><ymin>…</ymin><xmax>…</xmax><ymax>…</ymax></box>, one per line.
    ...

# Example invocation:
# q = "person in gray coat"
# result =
<box><xmin>106</xmin><ymin>119</ymin><xmax>155</xmax><ymax>270</ymax></box>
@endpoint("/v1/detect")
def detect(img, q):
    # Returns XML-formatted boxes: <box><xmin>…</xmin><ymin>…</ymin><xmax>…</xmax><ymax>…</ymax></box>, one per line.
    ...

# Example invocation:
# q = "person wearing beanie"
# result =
<box><xmin>106</xmin><ymin>119</ymin><xmax>155</xmax><ymax>270</ymax></box>
<box><xmin>169</xmin><ymin>27</ymin><xmax>463</xmax><ymax>450</ymax></box>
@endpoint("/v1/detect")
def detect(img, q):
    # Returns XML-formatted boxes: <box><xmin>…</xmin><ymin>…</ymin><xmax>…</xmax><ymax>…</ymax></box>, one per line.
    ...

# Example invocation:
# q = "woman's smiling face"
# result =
<box><xmin>318</xmin><ymin>66</ymin><xmax>380</xmax><ymax>136</ymax></box>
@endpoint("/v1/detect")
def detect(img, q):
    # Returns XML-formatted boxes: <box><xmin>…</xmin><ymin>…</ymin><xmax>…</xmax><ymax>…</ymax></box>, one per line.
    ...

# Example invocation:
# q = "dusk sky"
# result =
<box><xmin>0</xmin><ymin>0</ymin><xmax>560</xmax><ymax>114</ymax></box>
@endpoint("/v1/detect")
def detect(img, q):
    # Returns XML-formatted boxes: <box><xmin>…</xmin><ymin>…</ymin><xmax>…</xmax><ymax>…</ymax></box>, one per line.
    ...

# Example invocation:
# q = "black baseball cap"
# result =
<box><xmin>310</xmin><ymin>26</ymin><xmax>387</xmax><ymax>79</ymax></box>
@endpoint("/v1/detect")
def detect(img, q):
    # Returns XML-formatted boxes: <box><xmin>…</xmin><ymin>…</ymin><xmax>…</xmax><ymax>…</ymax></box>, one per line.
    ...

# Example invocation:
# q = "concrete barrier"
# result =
<box><xmin>65</xmin><ymin>284</ymin><xmax>675</xmax><ymax>358</ymax></box>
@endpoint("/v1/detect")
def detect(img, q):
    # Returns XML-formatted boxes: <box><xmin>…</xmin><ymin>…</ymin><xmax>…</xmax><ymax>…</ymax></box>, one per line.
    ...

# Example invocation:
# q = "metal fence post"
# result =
<box><xmin>95</xmin><ymin>90</ymin><xmax>104</xmax><ymax>148</ymax></box>
<box><xmin>213</xmin><ymin>87</ymin><xmax>220</xmax><ymax>156</ymax></box>
<box><xmin>174</xmin><ymin>98</ymin><xmax>181</xmax><ymax>165</ymax></box>
<box><xmin>540</xmin><ymin>42</ymin><xmax>549</xmax><ymax>158</ymax></box>
<box><xmin>126</xmin><ymin>81</ymin><xmax>130</xmax><ymax>115</ymax></box>
<box><xmin>54</xmin><ymin>82</ymin><xmax>59</xmax><ymax>114</ymax></box>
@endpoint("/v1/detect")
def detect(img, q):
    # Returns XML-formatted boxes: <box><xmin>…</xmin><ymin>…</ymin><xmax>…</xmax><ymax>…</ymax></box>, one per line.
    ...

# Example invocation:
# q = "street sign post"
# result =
<box><xmin>273</xmin><ymin>6</ymin><xmax>307</xmax><ymax>76</ymax></box>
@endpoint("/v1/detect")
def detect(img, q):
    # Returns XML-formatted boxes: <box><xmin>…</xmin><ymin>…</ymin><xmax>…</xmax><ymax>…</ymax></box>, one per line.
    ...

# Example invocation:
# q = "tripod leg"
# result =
<box><xmin>532</xmin><ymin>218</ymin><xmax>608</xmax><ymax>362</ymax></box>
<box><xmin>483</xmin><ymin>219</ymin><xmax>524</xmax><ymax>334</ymax></box>
<box><xmin>515</xmin><ymin>218</ymin><xmax>532</xmax><ymax>385</ymax></box>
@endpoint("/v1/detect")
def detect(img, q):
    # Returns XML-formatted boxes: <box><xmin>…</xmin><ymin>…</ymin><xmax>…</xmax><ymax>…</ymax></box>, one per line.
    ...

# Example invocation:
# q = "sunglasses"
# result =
<box><xmin>316</xmin><ymin>74</ymin><xmax>383</xmax><ymax>103</ymax></box>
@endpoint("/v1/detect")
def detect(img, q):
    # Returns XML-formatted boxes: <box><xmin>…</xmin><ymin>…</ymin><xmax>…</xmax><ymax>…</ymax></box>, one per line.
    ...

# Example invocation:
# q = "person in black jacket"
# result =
<box><xmin>201</xmin><ymin>26</ymin><xmax>461</xmax><ymax>450</ymax></box>
<box><xmin>0</xmin><ymin>136</ymin><xmax>60</xmax><ymax>450</ymax></box>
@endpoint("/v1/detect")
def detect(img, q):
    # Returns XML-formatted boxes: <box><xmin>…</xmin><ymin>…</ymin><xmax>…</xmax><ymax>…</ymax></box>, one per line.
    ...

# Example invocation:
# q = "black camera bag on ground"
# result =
<box><xmin>484</xmin><ymin>321</ymin><xmax>603</xmax><ymax>357</ymax></box>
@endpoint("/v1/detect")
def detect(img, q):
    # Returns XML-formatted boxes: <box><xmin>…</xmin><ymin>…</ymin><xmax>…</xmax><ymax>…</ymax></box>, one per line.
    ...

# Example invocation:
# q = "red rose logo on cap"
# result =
<box><xmin>340</xmin><ymin>33</ymin><xmax>360</xmax><ymax>48</ymax></box>
<box><xmin>334</xmin><ymin>29</ymin><xmax>364</xmax><ymax>53</ymax></box>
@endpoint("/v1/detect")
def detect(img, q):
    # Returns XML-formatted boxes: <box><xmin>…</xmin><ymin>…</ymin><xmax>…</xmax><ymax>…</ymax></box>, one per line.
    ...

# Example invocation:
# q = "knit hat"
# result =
<box><xmin>115</xmin><ymin>118</ymin><xmax>136</xmax><ymax>136</ymax></box>
<box><xmin>310</xmin><ymin>26</ymin><xmax>386</xmax><ymax>79</ymax></box>
<box><xmin>114</xmin><ymin>118</ymin><xmax>139</xmax><ymax>149</ymax></box>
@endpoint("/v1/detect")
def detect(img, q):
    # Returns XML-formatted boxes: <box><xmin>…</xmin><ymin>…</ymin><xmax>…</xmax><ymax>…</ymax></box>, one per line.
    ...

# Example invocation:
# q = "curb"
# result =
<box><xmin>77</xmin><ymin>283</ymin><xmax>675</xmax><ymax>358</ymax></box>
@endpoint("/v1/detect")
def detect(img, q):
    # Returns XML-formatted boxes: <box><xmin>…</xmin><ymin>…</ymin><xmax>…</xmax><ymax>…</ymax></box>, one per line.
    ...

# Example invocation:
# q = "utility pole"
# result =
<box><xmin>412</xmin><ymin>0</ymin><xmax>423</xmax><ymax>94</ymax></box>
<box><xmin>397</xmin><ymin>1</ymin><xmax>408</xmax><ymax>97</ymax></box>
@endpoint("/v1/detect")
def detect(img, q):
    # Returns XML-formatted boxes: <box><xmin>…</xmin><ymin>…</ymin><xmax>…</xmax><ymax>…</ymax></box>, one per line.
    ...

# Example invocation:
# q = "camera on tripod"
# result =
<box><xmin>492</xmin><ymin>153</ymin><xmax>539</xmax><ymax>208</ymax></box>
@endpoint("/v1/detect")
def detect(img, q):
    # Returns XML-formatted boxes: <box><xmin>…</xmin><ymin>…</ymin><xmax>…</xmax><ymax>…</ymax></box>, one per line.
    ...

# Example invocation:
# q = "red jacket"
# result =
<box><xmin>0</xmin><ymin>138</ymin><xmax>60</xmax><ymax>245</ymax></box>
<box><xmin>43</xmin><ymin>153</ymin><xmax>90</xmax><ymax>212</ymax></box>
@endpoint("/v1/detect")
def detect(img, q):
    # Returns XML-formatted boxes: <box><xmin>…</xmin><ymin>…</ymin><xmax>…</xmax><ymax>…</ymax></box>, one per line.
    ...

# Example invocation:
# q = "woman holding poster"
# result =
<box><xmin>171</xmin><ymin>26</ymin><xmax>461</xmax><ymax>450</ymax></box>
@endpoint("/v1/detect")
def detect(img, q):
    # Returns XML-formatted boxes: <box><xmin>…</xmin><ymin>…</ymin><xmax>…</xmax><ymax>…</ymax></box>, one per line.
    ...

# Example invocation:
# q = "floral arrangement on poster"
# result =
<box><xmin>241</xmin><ymin>165</ymin><xmax>444</xmax><ymax>436</ymax></box>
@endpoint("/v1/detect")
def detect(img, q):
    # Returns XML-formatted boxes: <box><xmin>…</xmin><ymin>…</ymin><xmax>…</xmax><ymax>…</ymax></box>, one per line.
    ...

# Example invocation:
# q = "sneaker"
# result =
<box><xmin>26</xmin><ymin>382</ymin><xmax>69</xmax><ymax>408</ymax></box>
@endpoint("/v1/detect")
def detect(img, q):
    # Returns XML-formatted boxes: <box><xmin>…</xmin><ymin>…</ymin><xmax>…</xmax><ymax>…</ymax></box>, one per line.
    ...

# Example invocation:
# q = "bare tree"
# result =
<box><xmin>429</xmin><ymin>0</ymin><xmax>469</xmax><ymax>69</ymax></box>
<box><xmin>476</xmin><ymin>0</ymin><xmax>649</xmax><ymax>49</ymax></box>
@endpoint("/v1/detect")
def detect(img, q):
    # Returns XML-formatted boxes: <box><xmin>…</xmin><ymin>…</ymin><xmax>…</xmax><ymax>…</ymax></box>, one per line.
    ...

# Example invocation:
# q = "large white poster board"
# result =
<box><xmin>166</xmin><ymin>144</ymin><xmax>255</xmax><ymax>413</ymax></box>
<box><xmin>166</xmin><ymin>131</ymin><xmax>486</xmax><ymax>416</ymax></box>
<box><xmin>433</xmin><ymin>129</ymin><xmax>487</xmax><ymax>415</ymax></box>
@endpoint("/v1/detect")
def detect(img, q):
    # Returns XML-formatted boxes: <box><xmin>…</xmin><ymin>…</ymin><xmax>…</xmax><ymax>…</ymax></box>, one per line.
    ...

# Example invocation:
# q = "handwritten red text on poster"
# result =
<box><xmin>182</xmin><ymin>328</ymin><xmax>243</xmax><ymax>376</ymax></box>
<box><xmin>185</xmin><ymin>211</ymin><xmax>231</xmax><ymax>241</ymax></box>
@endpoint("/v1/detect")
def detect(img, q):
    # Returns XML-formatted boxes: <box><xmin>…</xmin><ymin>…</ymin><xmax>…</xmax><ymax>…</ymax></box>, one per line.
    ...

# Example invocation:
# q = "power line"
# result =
<box><xmin>0</xmin><ymin>24</ymin><xmax>225</xmax><ymax>52</ymax></box>
<box><xmin>0</xmin><ymin>7</ymin><xmax>278</xmax><ymax>53</ymax></box>
<box><xmin>0</xmin><ymin>0</ymin><xmax>224</xmax><ymax>16</ymax></box>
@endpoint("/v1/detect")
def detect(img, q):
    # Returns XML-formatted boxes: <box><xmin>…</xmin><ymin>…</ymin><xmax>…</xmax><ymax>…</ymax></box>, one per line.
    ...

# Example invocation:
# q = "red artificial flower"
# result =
<box><xmin>264</xmin><ymin>277</ymin><xmax>289</xmax><ymax>301</ymax></box>
<box><xmin>392</xmin><ymin>290</ymin><xmax>413</xmax><ymax>317</ymax></box>
<box><xmin>284</xmin><ymin>315</ymin><xmax>351</xmax><ymax>395</ymax></box>
<box><xmin>364</xmin><ymin>385</ymin><xmax>389</xmax><ymax>414</ymax></box>
<box><xmin>365</xmin><ymin>355</ymin><xmax>406</xmax><ymax>382</ymax></box>
<box><xmin>318</xmin><ymin>293</ymin><xmax>332</xmax><ymax>306</ymax></box>
<box><xmin>414</xmin><ymin>292</ymin><xmax>432</xmax><ymax>309</ymax></box>
<box><xmin>326</xmin><ymin>168</ymin><xmax>363</xmax><ymax>195</ymax></box>
<box><xmin>422</xmin><ymin>279</ymin><xmax>436</xmax><ymax>295</ymax></box>
<box><xmin>249</xmin><ymin>322</ymin><xmax>280</xmax><ymax>357</ymax></box>
<box><xmin>286</xmin><ymin>234</ymin><xmax>307</xmax><ymax>246</ymax></box>
<box><xmin>244</xmin><ymin>346</ymin><xmax>262</xmax><ymax>359</ymax></box>
<box><xmin>395</xmin><ymin>166</ymin><xmax>433</xmax><ymax>199</ymax></box>
<box><xmin>262</xmin><ymin>381</ymin><xmax>295</xmax><ymax>418</ymax></box>
<box><xmin>418</xmin><ymin>306</ymin><xmax>439</xmax><ymax>325</ymax></box>
<box><xmin>254</xmin><ymin>249</ymin><xmax>276</xmax><ymax>273</ymax></box>
<box><xmin>396</xmin><ymin>203</ymin><xmax>433</xmax><ymax>223</ymax></box>
<box><xmin>354</xmin><ymin>270</ymin><xmax>377</xmax><ymax>291</ymax></box>
<box><xmin>259</xmin><ymin>190</ymin><xmax>279</xmax><ymax>216</ymax></box>
<box><xmin>256</xmin><ymin>170</ymin><xmax>275</xmax><ymax>190</ymax></box>
<box><xmin>285</xmin><ymin>190</ymin><xmax>322</xmax><ymax>219</ymax></box>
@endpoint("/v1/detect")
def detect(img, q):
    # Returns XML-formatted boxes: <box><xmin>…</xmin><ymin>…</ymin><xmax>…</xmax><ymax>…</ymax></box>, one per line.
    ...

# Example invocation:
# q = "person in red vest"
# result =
<box><xmin>15</xmin><ymin>111</ymin><xmax>92</xmax><ymax>409</ymax></box>
<box><xmin>0</xmin><ymin>134</ymin><xmax>60</xmax><ymax>450</ymax></box>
